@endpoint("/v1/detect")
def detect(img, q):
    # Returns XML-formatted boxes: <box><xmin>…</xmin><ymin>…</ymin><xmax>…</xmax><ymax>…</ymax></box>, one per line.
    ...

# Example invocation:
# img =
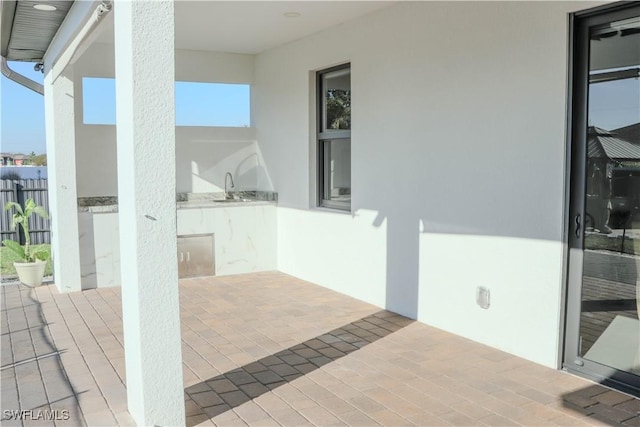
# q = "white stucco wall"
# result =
<box><xmin>174</xmin><ymin>127</ymin><xmax>259</xmax><ymax>194</ymax></box>
<box><xmin>74</xmin><ymin>42</ymin><xmax>254</xmax><ymax>82</ymax></box>
<box><xmin>65</xmin><ymin>1</ymin><xmax>612</xmax><ymax>368</ymax></box>
<box><xmin>74</xmin><ymin>125</ymin><xmax>260</xmax><ymax>197</ymax></box>
<box><xmin>253</xmin><ymin>1</ymin><xmax>600</xmax><ymax>368</ymax></box>
<box><xmin>73</xmin><ymin>43</ymin><xmax>259</xmax><ymax>197</ymax></box>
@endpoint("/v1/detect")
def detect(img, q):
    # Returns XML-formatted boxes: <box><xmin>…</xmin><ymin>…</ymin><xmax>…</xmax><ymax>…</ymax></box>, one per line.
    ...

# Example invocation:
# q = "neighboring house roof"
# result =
<box><xmin>588</xmin><ymin>126</ymin><xmax>640</xmax><ymax>161</ymax></box>
<box><xmin>1</xmin><ymin>0</ymin><xmax>73</xmax><ymax>62</ymax></box>
<box><xmin>613</xmin><ymin>122</ymin><xmax>640</xmax><ymax>144</ymax></box>
<box><xmin>0</xmin><ymin>153</ymin><xmax>27</xmax><ymax>159</ymax></box>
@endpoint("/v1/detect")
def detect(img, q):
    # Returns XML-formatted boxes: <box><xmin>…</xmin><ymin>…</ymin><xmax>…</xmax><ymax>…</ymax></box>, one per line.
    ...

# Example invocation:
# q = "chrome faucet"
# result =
<box><xmin>224</xmin><ymin>172</ymin><xmax>235</xmax><ymax>199</ymax></box>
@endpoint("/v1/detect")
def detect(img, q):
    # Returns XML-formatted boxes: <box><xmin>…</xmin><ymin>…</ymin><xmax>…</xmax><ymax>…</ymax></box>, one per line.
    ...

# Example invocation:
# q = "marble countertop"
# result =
<box><xmin>78</xmin><ymin>191</ymin><xmax>277</xmax><ymax>213</ymax></box>
<box><xmin>176</xmin><ymin>199</ymin><xmax>277</xmax><ymax>210</ymax></box>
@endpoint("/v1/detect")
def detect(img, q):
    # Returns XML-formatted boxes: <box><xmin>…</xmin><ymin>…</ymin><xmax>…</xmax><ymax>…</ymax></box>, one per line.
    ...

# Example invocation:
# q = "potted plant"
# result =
<box><xmin>2</xmin><ymin>198</ymin><xmax>49</xmax><ymax>286</ymax></box>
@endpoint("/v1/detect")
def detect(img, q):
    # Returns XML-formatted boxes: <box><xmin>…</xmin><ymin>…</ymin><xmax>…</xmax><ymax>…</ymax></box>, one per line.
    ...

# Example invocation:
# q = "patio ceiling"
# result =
<box><xmin>95</xmin><ymin>1</ymin><xmax>395</xmax><ymax>54</ymax></box>
<box><xmin>6</xmin><ymin>1</ymin><xmax>635</xmax><ymax>68</ymax></box>
<box><xmin>1</xmin><ymin>1</ymin><xmax>394</xmax><ymax>64</ymax></box>
<box><xmin>591</xmin><ymin>27</ymin><xmax>640</xmax><ymax>71</ymax></box>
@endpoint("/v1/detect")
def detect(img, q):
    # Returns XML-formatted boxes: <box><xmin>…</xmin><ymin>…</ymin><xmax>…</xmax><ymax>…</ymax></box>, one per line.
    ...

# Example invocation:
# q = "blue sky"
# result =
<box><xmin>82</xmin><ymin>78</ymin><xmax>250</xmax><ymax>127</ymax></box>
<box><xmin>588</xmin><ymin>76</ymin><xmax>640</xmax><ymax>130</ymax></box>
<box><xmin>1</xmin><ymin>61</ymin><xmax>638</xmax><ymax>155</ymax></box>
<box><xmin>1</xmin><ymin>62</ymin><xmax>46</xmax><ymax>154</ymax></box>
<box><xmin>1</xmin><ymin>62</ymin><xmax>250</xmax><ymax>155</ymax></box>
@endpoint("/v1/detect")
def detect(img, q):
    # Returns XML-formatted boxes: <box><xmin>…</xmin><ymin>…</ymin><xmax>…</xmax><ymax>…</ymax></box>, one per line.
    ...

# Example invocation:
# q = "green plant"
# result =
<box><xmin>2</xmin><ymin>199</ymin><xmax>49</xmax><ymax>263</ymax></box>
<box><xmin>326</xmin><ymin>89</ymin><xmax>351</xmax><ymax>130</ymax></box>
<box><xmin>0</xmin><ymin>244</ymin><xmax>51</xmax><ymax>276</ymax></box>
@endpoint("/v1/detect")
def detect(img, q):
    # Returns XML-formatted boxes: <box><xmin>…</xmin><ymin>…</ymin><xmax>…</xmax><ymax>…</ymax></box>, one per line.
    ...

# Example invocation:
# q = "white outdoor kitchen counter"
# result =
<box><xmin>77</xmin><ymin>193</ymin><xmax>277</xmax><ymax>289</ymax></box>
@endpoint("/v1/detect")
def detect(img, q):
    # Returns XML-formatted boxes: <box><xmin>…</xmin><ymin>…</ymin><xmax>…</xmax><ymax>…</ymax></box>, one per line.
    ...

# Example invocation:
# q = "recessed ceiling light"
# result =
<box><xmin>33</xmin><ymin>4</ymin><xmax>57</xmax><ymax>11</ymax></box>
<box><xmin>283</xmin><ymin>12</ymin><xmax>301</xmax><ymax>18</ymax></box>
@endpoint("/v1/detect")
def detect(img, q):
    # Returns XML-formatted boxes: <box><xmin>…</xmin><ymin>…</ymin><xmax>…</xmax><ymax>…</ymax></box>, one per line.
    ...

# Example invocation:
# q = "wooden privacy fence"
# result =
<box><xmin>0</xmin><ymin>179</ymin><xmax>51</xmax><ymax>245</ymax></box>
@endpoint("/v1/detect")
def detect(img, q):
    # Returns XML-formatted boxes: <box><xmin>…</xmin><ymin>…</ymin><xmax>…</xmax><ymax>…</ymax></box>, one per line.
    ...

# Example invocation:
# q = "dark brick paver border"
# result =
<box><xmin>184</xmin><ymin>310</ymin><xmax>413</xmax><ymax>425</ymax></box>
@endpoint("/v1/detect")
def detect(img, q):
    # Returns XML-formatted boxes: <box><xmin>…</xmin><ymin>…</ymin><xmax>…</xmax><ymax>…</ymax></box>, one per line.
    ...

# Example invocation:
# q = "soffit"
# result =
<box><xmin>1</xmin><ymin>0</ymin><xmax>73</xmax><ymax>61</ymax></box>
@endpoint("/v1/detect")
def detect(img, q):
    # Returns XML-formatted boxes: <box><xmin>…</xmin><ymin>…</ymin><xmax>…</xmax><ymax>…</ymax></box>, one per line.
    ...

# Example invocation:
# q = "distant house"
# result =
<box><xmin>12</xmin><ymin>154</ymin><xmax>27</xmax><ymax>166</ymax></box>
<box><xmin>1</xmin><ymin>153</ymin><xmax>13</xmax><ymax>166</ymax></box>
<box><xmin>588</xmin><ymin>126</ymin><xmax>640</xmax><ymax>162</ymax></box>
<box><xmin>0</xmin><ymin>152</ymin><xmax>26</xmax><ymax>166</ymax></box>
<box><xmin>587</xmin><ymin>126</ymin><xmax>640</xmax><ymax>231</ymax></box>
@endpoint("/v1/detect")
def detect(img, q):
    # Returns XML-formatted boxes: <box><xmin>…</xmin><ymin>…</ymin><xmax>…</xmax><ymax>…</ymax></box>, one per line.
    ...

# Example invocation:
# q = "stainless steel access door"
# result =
<box><xmin>177</xmin><ymin>234</ymin><xmax>215</xmax><ymax>278</ymax></box>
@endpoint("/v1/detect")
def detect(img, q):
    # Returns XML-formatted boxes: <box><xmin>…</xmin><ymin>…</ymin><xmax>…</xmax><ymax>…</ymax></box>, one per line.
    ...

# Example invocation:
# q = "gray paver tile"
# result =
<box><xmin>616</xmin><ymin>399</ymin><xmax>640</xmax><ymax>415</ymax></box>
<box><xmin>268</xmin><ymin>408</ymin><xmax>314</xmax><ymax>426</ymax></box>
<box><xmin>219</xmin><ymin>390</ymin><xmax>251</xmax><ymax>407</ymax></box>
<box><xmin>206</xmin><ymin>378</ymin><xmax>239</xmax><ymax>394</ymax></box>
<box><xmin>479</xmin><ymin>413</ymin><xmax>521</xmax><ymax>426</ymax></box>
<box><xmin>203</xmin><ymin>403</ymin><xmax>230</xmax><ymax>418</ymax></box>
<box><xmin>269</xmin><ymin>363</ymin><xmax>299</xmax><ymax>377</ymax></box>
<box><xmin>82</xmin><ymin>410</ymin><xmax>118</xmax><ymax>427</ymax></box>
<box><xmin>336</xmin><ymin>409</ymin><xmax>381</xmax><ymax>426</ymax></box>
<box><xmin>186</xmin><ymin>413</ymin><xmax>209</xmax><ymax>427</ymax></box>
<box><xmin>243</xmin><ymin>361</ymin><xmax>268</xmax><ymax>374</ymax></box>
<box><xmin>589</xmin><ymin>403</ymin><xmax>640</xmax><ymax>423</ymax></box>
<box><xmin>298</xmin><ymin>405</ymin><xmax>341</xmax><ymax>426</ymax></box>
<box><xmin>233</xmin><ymin>402</ymin><xmax>271</xmax><ymax>423</ymax></box>
<box><xmin>278</xmin><ymin>353</ymin><xmax>308</xmax><ymax>366</ymax></box>
<box><xmin>308</xmin><ymin>356</ymin><xmax>332</xmax><ymax>367</ymax></box>
<box><xmin>191</xmin><ymin>391</ymin><xmax>225</xmax><ymax>408</ymax></box>
<box><xmin>225</xmin><ymin>370</ymin><xmax>256</xmax><ymax>386</ymax></box>
<box><xmin>295</xmin><ymin>363</ymin><xmax>317</xmax><ymax>374</ymax></box>
<box><xmin>305</xmin><ymin>339</ymin><xmax>330</xmax><ymax>350</ymax></box>
<box><xmin>596</xmin><ymin>391</ymin><xmax>637</xmax><ymax>407</ymax></box>
<box><xmin>293</xmin><ymin>347</ymin><xmax>322</xmax><ymax>359</ymax></box>
<box><xmin>187</xmin><ymin>382</ymin><xmax>212</xmax><ymax>394</ymax></box>
<box><xmin>621</xmin><ymin>415</ymin><xmax>640</xmax><ymax>427</ymax></box>
<box><xmin>239</xmin><ymin>382</ymin><xmax>270</xmax><ymax>398</ymax></box>
<box><xmin>252</xmin><ymin>370</ymin><xmax>284</xmax><ymax>385</ymax></box>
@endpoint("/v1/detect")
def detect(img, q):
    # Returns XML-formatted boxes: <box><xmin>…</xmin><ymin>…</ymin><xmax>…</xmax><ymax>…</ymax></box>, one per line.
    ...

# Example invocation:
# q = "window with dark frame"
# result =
<box><xmin>317</xmin><ymin>64</ymin><xmax>351</xmax><ymax>211</ymax></box>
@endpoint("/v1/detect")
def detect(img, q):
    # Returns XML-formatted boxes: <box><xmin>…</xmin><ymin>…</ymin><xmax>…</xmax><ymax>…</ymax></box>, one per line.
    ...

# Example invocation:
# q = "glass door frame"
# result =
<box><xmin>564</xmin><ymin>1</ymin><xmax>640</xmax><ymax>396</ymax></box>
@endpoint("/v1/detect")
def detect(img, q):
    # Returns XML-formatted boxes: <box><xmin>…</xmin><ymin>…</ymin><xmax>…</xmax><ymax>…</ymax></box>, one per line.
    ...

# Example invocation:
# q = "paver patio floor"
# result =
<box><xmin>2</xmin><ymin>271</ymin><xmax>639</xmax><ymax>426</ymax></box>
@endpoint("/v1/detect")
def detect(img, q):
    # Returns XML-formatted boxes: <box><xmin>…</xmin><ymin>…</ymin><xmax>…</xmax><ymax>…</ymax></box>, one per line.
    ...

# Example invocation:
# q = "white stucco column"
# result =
<box><xmin>43</xmin><ymin>71</ymin><xmax>82</xmax><ymax>293</ymax></box>
<box><xmin>114</xmin><ymin>1</ymin><xmax>184</xmax><ymax>425</ymax></box>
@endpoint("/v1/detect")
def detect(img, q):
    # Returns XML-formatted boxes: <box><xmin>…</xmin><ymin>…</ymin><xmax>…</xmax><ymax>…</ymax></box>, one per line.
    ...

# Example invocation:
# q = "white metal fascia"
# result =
<box><xmin>49</xmin><ymin>2</ymin><xmax>111</xmax><ymax>83</ymax></box>
<box><xmin>43</xmin><ymin>0</ymin><xmax>104</xmax><ymax>75</ymax></box>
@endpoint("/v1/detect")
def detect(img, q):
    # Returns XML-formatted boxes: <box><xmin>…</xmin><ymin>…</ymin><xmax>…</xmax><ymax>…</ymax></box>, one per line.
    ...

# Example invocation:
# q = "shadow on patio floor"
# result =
<box><xmin>1</xmin><ymin>283</ymin><xmax>86</xmax><ymax>426</ymax></box>
<box><xmin>562</xmin><ymin>383</ymin><xmax>640</xmax><ymax>426</ymax></box>
<box><xmin>184</xmin><ymin>309</ymin><xmax>413</xmax><ymax>426</ymax></box>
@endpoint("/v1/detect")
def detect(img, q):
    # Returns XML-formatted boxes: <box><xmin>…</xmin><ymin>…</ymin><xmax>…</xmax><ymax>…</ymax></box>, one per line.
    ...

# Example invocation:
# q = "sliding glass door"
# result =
<box><xmin>565</xmin><ymin>2</ymin><xmax>640</xmax><ymax>395</ymax></box>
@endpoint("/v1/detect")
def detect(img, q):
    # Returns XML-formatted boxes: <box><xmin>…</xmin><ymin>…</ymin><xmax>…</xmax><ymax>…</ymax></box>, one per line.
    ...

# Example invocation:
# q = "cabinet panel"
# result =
<box><xmin>177</xmin><ymin>234</ymin><xmax>215</xmax><ymax>278</ymax></box>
